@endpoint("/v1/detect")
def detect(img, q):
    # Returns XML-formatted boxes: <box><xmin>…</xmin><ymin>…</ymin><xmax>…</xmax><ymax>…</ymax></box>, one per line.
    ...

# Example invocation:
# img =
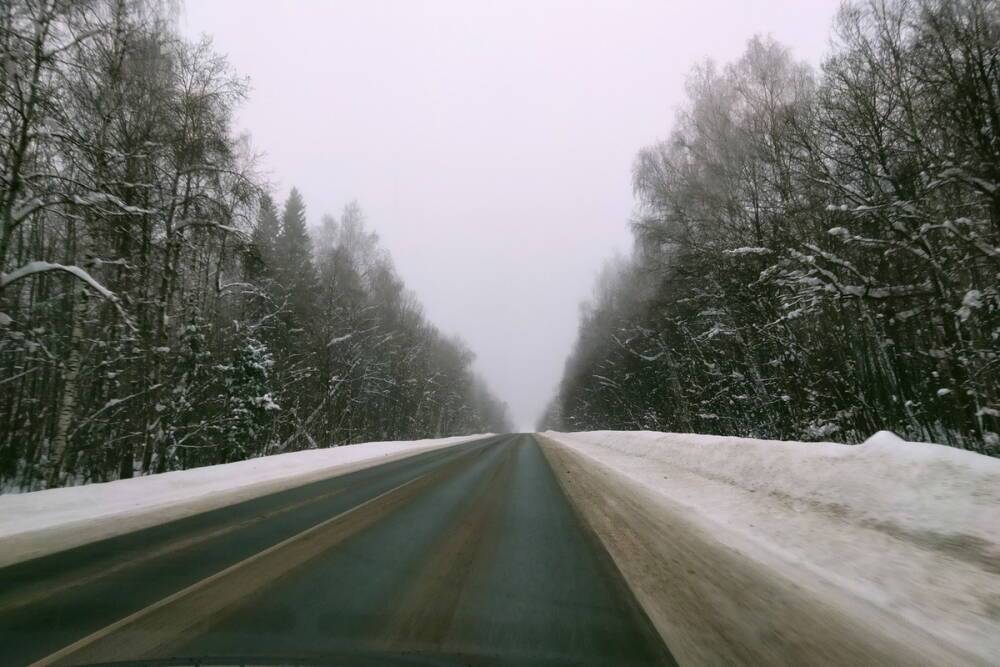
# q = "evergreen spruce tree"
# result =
<box><xmin>248</xmin><ymin>195</ymin><xmax>281</xmax><ymax>280</ymax></box>
<box><xmin>276</xmin><ymin>188</ymin><xmax>319</xmax><ymax>325</ymax></box>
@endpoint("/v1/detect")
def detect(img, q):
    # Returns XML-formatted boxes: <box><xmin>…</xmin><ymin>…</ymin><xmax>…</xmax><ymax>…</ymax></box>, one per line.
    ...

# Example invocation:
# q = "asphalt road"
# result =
<box><xmin>1</xmin><ymin>434</ymin><xmax>676</xmax><ymax>667</ymax></box>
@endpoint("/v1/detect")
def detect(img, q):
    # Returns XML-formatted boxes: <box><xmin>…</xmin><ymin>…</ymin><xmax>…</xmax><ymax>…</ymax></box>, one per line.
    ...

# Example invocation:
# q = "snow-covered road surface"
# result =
<box><xmin>4</xmin><ymin>429</ymin><xmax>995</xmax><ymax>665</ymax></box>
<box><xmin>540</xmin><ymin>430</ymin><xmax>999</xmax><ymax>665</ymax></box>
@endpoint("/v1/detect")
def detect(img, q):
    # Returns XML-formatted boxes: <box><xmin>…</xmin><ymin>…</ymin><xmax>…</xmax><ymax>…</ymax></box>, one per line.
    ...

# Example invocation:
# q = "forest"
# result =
<box><xmin>0</xmin><ymin>0</ymin><xmax>510</xmax><ymax>491</ymax></box>
<box><xmin>541</xmin><ymin>0</ymin><xmax>999</xmax><ymax>454</ymax></box>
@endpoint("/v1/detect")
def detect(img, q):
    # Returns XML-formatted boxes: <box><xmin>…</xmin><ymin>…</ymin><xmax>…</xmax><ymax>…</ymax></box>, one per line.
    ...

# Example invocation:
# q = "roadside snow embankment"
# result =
<box><xmin>542</xmin><ymin>430</ymin><xmax>1000</xmax><ymax>664</ymax></box>
<box><xmin>0</xmin><ymin>434</ymin><xmax>487</xmax><ymax>568</ymax></box>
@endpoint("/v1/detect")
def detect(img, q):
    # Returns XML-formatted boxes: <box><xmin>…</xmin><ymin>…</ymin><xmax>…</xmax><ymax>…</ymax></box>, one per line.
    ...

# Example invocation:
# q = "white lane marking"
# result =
<box><xmin>30</xmin><ymin>471</ymin><xmax>431</xmax><ymax>667</ymax></box>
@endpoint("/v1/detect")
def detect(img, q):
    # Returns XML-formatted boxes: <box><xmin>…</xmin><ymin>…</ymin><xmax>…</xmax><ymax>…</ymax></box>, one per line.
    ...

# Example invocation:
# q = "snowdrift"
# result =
<box><xmin>542</xmin><ymin>430</ymin><xmax>1000</xmax><ymax>662</ymax></box>
<box><xmin>0</xmin><ymin>434</ymin><xmax>487</xmax><ymax>567</ymax></box>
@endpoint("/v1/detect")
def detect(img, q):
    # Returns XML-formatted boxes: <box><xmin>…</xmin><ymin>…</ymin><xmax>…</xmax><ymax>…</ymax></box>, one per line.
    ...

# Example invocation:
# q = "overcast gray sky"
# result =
<box><xmin>182</xmin><ymin>0</ymin><xmax>840</xmax><ymax>431</ymax></box>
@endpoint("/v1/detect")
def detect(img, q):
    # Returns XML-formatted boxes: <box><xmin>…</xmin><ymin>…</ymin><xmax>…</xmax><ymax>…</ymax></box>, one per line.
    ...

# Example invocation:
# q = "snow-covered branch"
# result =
<box><xmin>1</xmin><ymin>261</ymin><xmax>118</xmax><ymax>301</ymax></box>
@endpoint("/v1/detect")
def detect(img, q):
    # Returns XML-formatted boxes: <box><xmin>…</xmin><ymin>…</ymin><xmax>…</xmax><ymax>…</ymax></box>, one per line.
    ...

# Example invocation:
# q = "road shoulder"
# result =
<box><xmin>537</xmin><ymin>433</ymin><xmax>984</xmax><ymax>666</ymax></box>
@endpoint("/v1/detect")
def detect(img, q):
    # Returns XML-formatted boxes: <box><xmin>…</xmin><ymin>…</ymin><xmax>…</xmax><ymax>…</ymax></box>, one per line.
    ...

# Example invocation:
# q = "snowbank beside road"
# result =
<box><xmin>542</xmin><ymin>430</ymin><xmax>1000</xmax><ymax>663</ymax></box>
<box><xmin>0</xmin><ymin>434</ymin><xmax>487</xmax><ymax>567</ymax></box>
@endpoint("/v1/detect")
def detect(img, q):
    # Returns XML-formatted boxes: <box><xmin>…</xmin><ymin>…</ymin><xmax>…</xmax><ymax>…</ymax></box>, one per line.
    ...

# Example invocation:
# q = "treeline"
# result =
<box><xmin>542</xmin><ymin>0</ymin><xmax>999</xmax><ymax>454</ymax></box>
<box><xmin>0</xmin><ymin>0</ymin><xmax>509</xmax><ymax>491</ymax></box>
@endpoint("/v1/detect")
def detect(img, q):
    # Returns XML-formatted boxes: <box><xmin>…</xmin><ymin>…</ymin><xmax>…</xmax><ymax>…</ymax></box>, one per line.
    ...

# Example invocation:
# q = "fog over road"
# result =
<box><xmin>1</xmin><ymin>435</ymin><xmax>674</xmax><ymax>666</ymax></box>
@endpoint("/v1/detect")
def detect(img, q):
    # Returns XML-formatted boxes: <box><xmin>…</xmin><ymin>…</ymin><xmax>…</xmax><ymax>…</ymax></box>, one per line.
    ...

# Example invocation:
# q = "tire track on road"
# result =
<box><xmin>374</xmin><ymin>437</ymin><xmax>518</xmax><ymax>651</ymax></box>
<box><xmin>31</xmin><ymin>442</ymin><xmax>499</xmax><ymax>667</ymax></box>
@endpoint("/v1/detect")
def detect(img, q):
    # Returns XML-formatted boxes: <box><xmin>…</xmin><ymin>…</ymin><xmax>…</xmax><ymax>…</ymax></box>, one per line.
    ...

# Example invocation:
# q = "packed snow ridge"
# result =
<box><xmin>542</xmin><ymin>429</ymin><xmax>1000</xmax><ymax>663</ymax></box>
<box><xmin>0</xmin><ymin>434</ymin><xmax>487</xmax><ymax>567</ymax></box>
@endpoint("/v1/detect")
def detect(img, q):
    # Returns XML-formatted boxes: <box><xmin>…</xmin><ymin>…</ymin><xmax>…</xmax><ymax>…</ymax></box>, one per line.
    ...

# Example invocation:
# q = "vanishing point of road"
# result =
<box><xmin>1</xmin><ymin>434</ymin><xmax>677</xmax><ymax>666</ymax></box>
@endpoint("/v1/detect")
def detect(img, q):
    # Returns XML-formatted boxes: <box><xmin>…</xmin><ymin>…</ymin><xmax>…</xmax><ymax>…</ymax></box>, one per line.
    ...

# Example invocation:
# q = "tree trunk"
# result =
<box><xmin>48</xmin><ymin>286</ymin><xmax>86</xmax><ymax>487</ymax></box>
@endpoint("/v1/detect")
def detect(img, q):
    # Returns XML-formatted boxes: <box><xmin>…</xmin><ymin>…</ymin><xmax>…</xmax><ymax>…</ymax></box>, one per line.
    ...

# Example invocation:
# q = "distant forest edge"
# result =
<box><xmin>0</xmin><ymin>1</ymin><xmax>510</xmax><ymax>491</ymax></box>
<box><xmin>540</xmin><ymin>0</ymin><xmax>999</xmax><ymax>454</ymax></box>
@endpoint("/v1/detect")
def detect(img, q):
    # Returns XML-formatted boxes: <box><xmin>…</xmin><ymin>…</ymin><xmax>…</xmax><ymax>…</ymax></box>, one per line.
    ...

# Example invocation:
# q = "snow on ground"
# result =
<box><xmin>0</xmin><ymin>434</ymin><xmax>488</xmax><ymax>568</ymax></box>
<box><xmin>542</xmin><ymin>430</ymin><xmax>1000</xmax><ymax>662</ymax></box>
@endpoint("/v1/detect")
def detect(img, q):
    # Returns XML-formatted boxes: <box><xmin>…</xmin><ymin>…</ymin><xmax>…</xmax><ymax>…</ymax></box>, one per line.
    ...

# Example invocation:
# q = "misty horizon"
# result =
<box><xmin>180</xmin><ymin>0</ymin><xmax>841</xmax><ymax>430</ymax></box>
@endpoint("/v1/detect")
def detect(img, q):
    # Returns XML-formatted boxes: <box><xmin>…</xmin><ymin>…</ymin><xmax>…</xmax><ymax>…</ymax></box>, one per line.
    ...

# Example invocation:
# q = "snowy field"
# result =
<box><xmin>0</xmin><ymin>434</ymin><xmax>487</xmax><ymax>568</ymax></box>
<box><xmin>542</xmin><ymin>430</ymin><xmax>1000</xmax><ymax>663</ymax></box>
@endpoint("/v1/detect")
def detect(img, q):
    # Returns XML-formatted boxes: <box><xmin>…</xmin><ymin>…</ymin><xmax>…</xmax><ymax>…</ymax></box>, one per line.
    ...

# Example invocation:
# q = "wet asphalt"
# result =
<box><xmin>1</xmin><ymin>434</ymin><xmax>675</xmax><ymax>666</ymax></box>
